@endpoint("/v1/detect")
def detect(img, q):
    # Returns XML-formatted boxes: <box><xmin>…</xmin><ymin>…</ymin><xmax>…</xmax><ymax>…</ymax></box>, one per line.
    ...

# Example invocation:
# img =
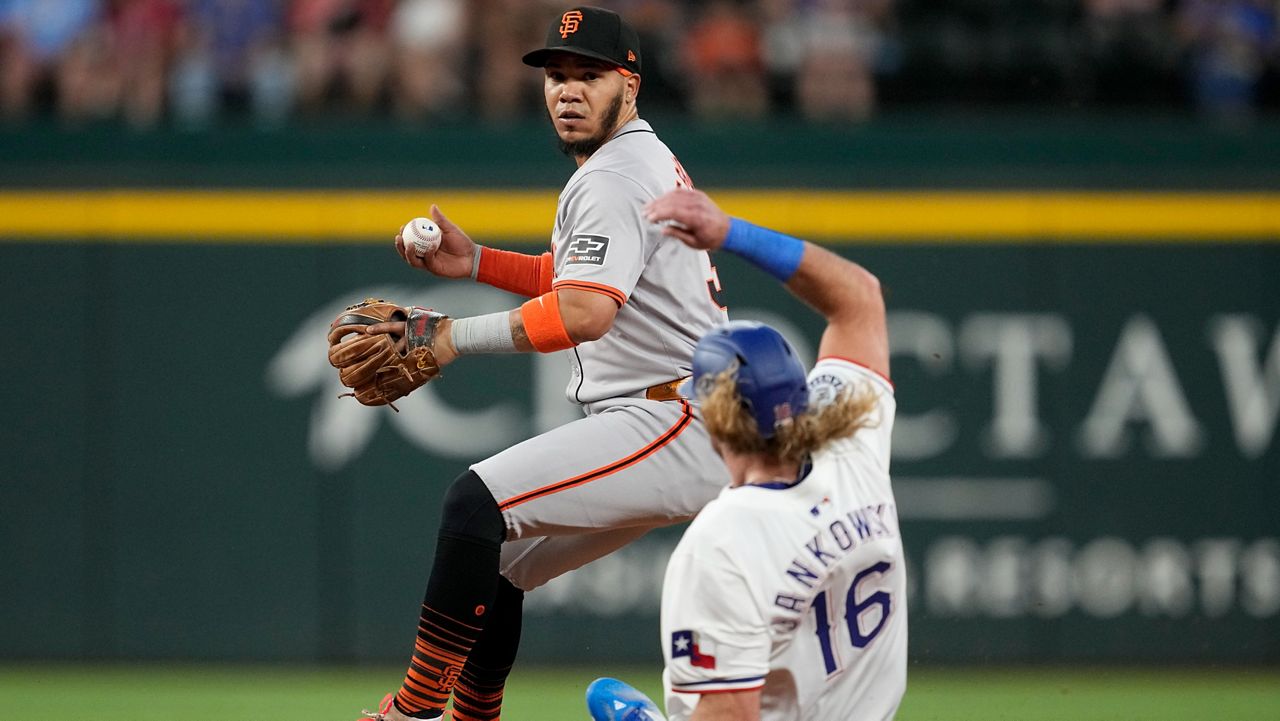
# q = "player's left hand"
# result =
<box><xmin>327</xmin><ymin>299</ymin><xmax>454</xmax><ymax>409</ymax></box>
<box><xmin>366</xmin><ymin>317</ymin><xmax>458</xmax><ymax>368</ymax></box>
<box><xmin>644</xmin><ymin>188</ymin><xmax>731</xmax><ymax>251</ymax></box>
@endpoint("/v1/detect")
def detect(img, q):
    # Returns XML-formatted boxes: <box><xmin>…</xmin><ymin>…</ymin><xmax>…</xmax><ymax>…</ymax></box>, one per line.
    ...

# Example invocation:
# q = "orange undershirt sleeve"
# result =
<box><xmin>477</xmin><ymin>248</ymin><xmax>554</xmax><ymax>298</ymax></box>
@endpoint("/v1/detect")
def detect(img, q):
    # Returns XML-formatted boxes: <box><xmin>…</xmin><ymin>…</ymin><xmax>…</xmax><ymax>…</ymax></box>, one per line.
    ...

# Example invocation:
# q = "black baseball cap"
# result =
<box><xmin>522</xmin><ymin>6</ymin><xmax>642</xmax><ymax>75</ymax></box>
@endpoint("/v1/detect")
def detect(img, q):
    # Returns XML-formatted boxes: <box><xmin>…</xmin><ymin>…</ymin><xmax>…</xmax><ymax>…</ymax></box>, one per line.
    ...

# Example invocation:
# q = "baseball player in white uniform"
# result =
<box><xmin>356</xmin><ymin>8</ymin><xmax>730</xmax><ymax>721</ymax></box>
<box><xmin>586</xmin><ymin>187</ymin><xmax>906</xmax><ymax>721</ymax></box>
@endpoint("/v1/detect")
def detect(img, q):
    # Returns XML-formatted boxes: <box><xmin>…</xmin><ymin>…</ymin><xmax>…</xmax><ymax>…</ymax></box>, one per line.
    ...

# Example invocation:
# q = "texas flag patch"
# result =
<box><xmin>671</xmin><ymin>629</ymin><xmax>717</xmax><ymax>669</ymax></box>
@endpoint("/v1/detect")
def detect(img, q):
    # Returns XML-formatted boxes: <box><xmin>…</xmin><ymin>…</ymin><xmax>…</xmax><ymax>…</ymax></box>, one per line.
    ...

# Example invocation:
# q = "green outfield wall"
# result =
<box><xmin>1</xmin><ymin>118</ymin><xmax>1278</xmax><ymax>665</ymax></box>
<box><xmin>3</xmin><ymin>113</ymin><xmax>1280</xmax><ymax>190</ymax></box>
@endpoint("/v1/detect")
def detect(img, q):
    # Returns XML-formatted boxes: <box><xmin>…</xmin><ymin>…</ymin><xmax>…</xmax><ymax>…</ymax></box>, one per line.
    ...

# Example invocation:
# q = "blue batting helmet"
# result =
<box><xmin>691</xmin><ymin>321</ymin><xmax>809</xmax><ymax>439</ymax></box>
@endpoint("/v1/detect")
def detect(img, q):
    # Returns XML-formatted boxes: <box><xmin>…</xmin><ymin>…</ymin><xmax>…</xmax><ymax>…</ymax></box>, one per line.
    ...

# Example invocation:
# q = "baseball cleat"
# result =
<box><xmin>586</xmin><ymin>677</ymin><xmax>664</xmax><ymax>721</ymax></box>
<box><xmin>357</xmin><ymin>693</ymin><xmax>395</xmax><ymax>720</ymax></box>
<box><xmin>357</xmin><ymin>693</ymin><xmax>451</xmax><ymax>721</ymax></box>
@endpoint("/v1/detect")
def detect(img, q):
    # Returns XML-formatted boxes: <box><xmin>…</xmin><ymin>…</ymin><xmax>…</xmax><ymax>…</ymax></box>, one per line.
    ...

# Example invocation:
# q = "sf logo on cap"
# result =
<box><xmin>559</xmin><ymin>10</ymin><xmax>583</xmax><ymax>38</ymax></box>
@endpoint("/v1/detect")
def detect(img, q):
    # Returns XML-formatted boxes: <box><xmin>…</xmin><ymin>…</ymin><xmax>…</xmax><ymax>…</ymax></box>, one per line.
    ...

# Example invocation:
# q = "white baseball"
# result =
<box><xmin>403</xmin><ymin>217</ymin><xmax>442</xmax><ymax>257</ymax></box>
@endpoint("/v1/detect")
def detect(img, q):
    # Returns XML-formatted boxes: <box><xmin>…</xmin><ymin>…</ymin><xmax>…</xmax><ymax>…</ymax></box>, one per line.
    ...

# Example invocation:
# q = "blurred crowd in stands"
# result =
<box><xmin>1</xmin><ymin>0</ymin><xmax>1277</xmax><ymax>129</ymax></box>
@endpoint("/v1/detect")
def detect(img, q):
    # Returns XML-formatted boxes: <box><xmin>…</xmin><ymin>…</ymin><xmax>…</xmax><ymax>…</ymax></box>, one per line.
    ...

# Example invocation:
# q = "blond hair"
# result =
<box><xmin>699</xmin><ymin>368</ymin><xmax>878</xmax><ymax>464</ymax></box>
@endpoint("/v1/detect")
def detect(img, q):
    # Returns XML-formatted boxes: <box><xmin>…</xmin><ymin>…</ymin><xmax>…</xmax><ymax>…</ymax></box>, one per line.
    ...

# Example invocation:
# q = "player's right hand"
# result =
<box><xmin>644</xmin><ymin>188</ymin><xmax>731</xmax><ymax>251</ymax></box>
<box><xmin>394</xmin><ymin>204</ymin><xmax>477</xmax><ymax>279</ymax></box>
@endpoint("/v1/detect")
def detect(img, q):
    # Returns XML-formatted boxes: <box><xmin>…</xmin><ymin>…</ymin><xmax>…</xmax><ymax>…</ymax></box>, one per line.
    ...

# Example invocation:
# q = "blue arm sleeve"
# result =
<box><xmin>721</xmin><ymin>218</ymin><xmax>806</xmax><ymax>283</ymax></box>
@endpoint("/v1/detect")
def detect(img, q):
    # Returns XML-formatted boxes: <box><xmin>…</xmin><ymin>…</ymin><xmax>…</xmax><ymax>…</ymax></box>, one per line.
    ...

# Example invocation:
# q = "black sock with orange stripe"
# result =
<box><xmin>393</xmin><ymin>471</ymin><xmax>507</xmax><ymax>719</ymax></box>
<box><xmin>450</xmin><ymin>665</ymin><xmax>507</xmax><ymax>721</ymax></box>
<box><xmin>450</xmin><ymin>578</ymin><xmax>524</xmax><ymax>721</ymax></box>
<box><xmin>394</xmin><ymin>533</ymin><xmax>499</xmax><ymax>718</ymax></box>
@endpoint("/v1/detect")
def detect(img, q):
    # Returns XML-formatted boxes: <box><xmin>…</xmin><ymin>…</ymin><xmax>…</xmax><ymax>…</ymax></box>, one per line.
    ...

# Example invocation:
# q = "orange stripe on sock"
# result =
<box><xmin>451</xmin><ymin>696</ymin><xmax>501</xmax><ymax>718</ymax></box>
<box><xmin>497</xmin><ymin>400</ymin><xmax>694</xmax><ymax>511</ymax></box>
<box><xmin>413</xmin><ymin>645</ymin><xmax>467</xmax><ymax>667</ymax></box>
<box><xmin>449</xmin><ymin>705</ymin><xmax>492</xmax><ymax>721</ymax></box>
<box><xmin>457</xmin><ymin>688</ymin><xmax>504</xmax><ymax>702</ymax></box>
<box><xmin>421</xmin><ymin>604</ymin><xmax>485</xmax><ymax>631</ymax></box>
<box><xmin>413</xmin><ymin>635</ymin><xmax>463</xmax><ymax>658</ymax></box>
<box><xmin>397</xmin><ymin>685</ymin><xmax>444</xmax><ymax>708</ymax></box>
<box><xmin>452</xmin><ymin>696</ymin><xmax>502</xmax><ymax>712</ymax></box>
<box><xmin>399</xmin><ymin>683</ymin><xmax>449</xmax><ymax>709</ymax></box>
<box><xmin>404</xmin><ymin>669</ymin><xmax>451</xmax><ymax>693</ymax></box>
<box><xmin>415</xmin><ymin>628</ymin><xmax>471</xmax><ymax>656</ymax></box>
<box><xmin>406</xmin><ymin>667</ymin><xmax>451</xmax><ymax>693</ymax></box>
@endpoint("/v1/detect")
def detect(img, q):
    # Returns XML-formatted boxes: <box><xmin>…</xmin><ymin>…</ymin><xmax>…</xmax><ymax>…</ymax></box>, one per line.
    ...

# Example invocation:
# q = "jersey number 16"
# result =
<box><xmin>812</xmin><ymin>561</ymin><xmax>893</xmax><ymax>676</ymax></box>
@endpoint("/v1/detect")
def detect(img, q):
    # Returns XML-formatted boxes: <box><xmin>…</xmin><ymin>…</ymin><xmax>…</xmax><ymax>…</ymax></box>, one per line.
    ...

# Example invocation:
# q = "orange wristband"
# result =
<box><xmin>478</xmin><ymin>248</ymin><xmax>554</xmax><ymax>298</ymax></box>
<box><xmin>520</xmin><ymin>292</ymin><xmax>576</xmax><ymax>352</ymax></box>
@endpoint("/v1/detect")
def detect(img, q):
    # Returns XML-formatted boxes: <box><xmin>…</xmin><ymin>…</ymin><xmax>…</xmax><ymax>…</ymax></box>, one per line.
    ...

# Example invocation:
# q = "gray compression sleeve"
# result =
<box><xmin>451</xmin><ymin>310</ymin><xmax>518</xmax><ymax>354</ymax></box>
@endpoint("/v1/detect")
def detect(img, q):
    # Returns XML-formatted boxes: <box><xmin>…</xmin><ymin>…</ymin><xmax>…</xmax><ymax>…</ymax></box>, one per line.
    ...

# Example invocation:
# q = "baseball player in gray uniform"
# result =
<box><xmin>356</xmin><ymin>7</ymin><xmax>729</xmax><ymax>721</ymax></box>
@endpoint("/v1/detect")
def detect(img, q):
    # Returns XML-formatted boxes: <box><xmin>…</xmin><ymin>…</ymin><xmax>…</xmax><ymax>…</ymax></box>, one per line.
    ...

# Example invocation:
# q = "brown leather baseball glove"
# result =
<box><xmin>327</xmin><ymin>298</ymin><xmax>448</xmax><ymax>409</ymax></box>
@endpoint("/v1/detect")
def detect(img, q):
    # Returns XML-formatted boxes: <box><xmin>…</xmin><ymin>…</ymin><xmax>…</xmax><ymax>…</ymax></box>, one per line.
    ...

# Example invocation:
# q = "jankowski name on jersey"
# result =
<box><xmin>773</xmin><ymin>502</ymin><xmax>901</xmax><ymax>614</ymax></box>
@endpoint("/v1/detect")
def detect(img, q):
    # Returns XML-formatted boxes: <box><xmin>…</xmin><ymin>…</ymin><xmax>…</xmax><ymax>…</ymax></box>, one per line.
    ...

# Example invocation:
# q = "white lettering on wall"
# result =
<box><xmin>1137</xmin><ymin>538</ymin><xmax>1195</xmax><ymax>617</ymax></box>
<box><xmin>924</xmin><ymin>537</ymin><xmax>979</xmax><ymax>616</ymax></box>
<box><xmin>960</xmin><ymin>314</ymin><xmax>1072</xmax><ymax>458</ymax></box>
<box><xmin>888</xmin><ymin>311</ymin><xmax>958</xmax><ymax>460</ymax></box>
<box><xmin>918</xmin><ymin>536</ymin><xmax>1280</xmax><ymax>620</ymax></box>
<box><xmin>979</xmin><ymin>536</ymin><xmax>1028</xmax><ymax>617</ymax></box>
<box><xmin>1029</xmin><ymin>538</ymin><xmax>1074</xmax><ymax>617</ymax></box>
<box><xmin>1079</xmin><ymin>315</ymin><xmax>1204</xmax><ymax>458</ymax></box>
<box><xmin>1074</xmin><ymin>537</ymin><xmax>1137</xmax><ymax>618</ymax></box>
<box><xmin>1195</xmin><ymin>538</ymin><xmax>1241</xmax><ymax>618</ymax></box>
<box><xmin>1210</xmin><ymin>315</ymin><xmax>1280</xmax><ymax>459</ymax></box>
<box><xmin>1241</xmin><ymin>540</ymin><xmax>1280</xmax><ymax>618</ymax></box>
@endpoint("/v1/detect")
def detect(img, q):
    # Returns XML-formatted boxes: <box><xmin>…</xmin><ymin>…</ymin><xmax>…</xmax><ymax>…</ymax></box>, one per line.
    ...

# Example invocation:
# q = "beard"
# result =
<box><xmin>554</xmin><ymin>90</ymin><xmax>625</xmax><ymax>159</ymax></box>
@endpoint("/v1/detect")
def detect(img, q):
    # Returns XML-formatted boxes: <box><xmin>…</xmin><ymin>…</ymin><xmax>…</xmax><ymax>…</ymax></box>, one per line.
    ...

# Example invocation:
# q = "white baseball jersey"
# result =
<box><xmin>549</xmin><ymin>118</ymin><xmax>727</xmax><ymax>404</ymax></box>
<box><xmin>660</xmin><ymin>359</ymin><xmax>906</xmax><ymax>721</ymax></box>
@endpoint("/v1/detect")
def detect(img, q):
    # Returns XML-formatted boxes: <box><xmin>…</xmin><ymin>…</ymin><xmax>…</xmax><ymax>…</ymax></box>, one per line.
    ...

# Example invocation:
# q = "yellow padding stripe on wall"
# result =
<box><xmin>1</xmin><ymin>190</ymin><xmax>1278</xmax><ymax>242</ymax></box>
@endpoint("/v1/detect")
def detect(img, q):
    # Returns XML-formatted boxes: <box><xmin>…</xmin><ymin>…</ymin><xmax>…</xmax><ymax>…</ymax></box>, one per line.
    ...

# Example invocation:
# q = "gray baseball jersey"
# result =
<box><xmin>472</xmin><ymin>119</ymin><xmax>731</xmax><ymax>591</ymax></box>
<box><xmin>549</xmin><ymin>118</ymin><xmax>727</xmax><ymax>404</ymax></box>
<box><xmin>660</xmin><ymin>360</ymin><xmax>906</xmax><ymax>721</ymax></box>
